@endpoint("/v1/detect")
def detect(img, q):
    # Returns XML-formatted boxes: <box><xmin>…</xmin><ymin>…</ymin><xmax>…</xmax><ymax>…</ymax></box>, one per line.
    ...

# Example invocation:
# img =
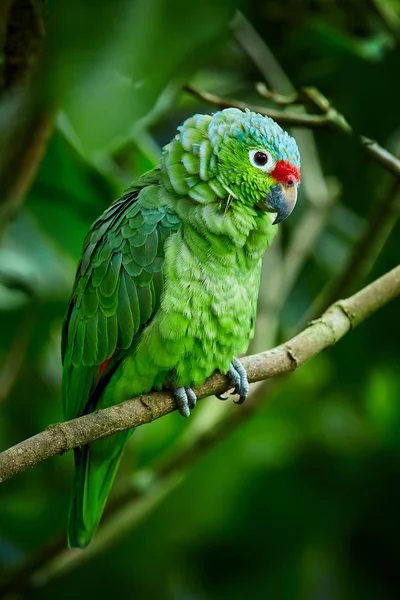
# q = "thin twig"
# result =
<box><xmin>361</xmin><ymin>136</ymin><xmax>400</xmax><ymax>180</ymax></box>
<box><xmin>255</xmin><ymin>83</ymin><xmax>300</xmax><ymax>106</ymax></box>
<box><xmin>184</xmin><ymin>85</ymin><xmax>334</xmax><ymax>130</ymax></box>
<box><xmin>185</xmin><ymin>86</ymin><xmax>400</xmax><ymax>182</ymax></box>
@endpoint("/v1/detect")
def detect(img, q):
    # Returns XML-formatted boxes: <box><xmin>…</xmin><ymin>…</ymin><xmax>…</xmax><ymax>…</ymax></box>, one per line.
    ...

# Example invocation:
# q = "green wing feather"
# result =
<box><xmin>61</xmin><ymin>168</ymin><xmax>181</xmax><ymax>547</ymax></box>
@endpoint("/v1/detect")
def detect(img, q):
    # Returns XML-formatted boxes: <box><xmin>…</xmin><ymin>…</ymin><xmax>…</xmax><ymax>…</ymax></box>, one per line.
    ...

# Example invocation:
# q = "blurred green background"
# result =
<box><xmin>1</xmin><ymin>1</ymin><xmax>400</xmax><ymax>598</ymax></box>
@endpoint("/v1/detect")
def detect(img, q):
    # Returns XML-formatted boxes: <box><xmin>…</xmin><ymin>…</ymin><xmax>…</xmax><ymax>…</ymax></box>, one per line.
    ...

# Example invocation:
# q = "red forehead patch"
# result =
<box><xmin>271</xmin><ymin>160</ymin><xmax>300</xmax><ymax>185</ymax></box>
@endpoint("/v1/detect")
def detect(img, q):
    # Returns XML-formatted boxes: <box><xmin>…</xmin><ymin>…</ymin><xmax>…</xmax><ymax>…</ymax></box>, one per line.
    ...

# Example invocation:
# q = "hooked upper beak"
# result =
<box><xmin>261</xmin><ymin>182</ymin><xmax>298</xmax><ymax>224</ymax></box>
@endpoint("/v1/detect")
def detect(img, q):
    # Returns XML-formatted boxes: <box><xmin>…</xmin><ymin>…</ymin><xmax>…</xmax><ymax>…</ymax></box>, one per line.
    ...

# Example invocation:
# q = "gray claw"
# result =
<box><xmin>234</xmin><ymin>394</ymin><xmax>247</xmax><ymax>405</ymax></box>
<box><xmin>173</xmin><ymin>386</ymin><xmax>197</xmax><ymax>418</ymax></box>
<box><xmin>216</xmin><ymin>393</ymin><xmax>229</xmax><ymax>401</ymax></box>
<box><xmin>186</xmin><ymin>387</ymin><xmax>197</xmax><ymax>409</ymax></box>
<box><xmin>226</xmin><ymin>357</ymin><xmax>249</xmax><ymax>405</ymax></box>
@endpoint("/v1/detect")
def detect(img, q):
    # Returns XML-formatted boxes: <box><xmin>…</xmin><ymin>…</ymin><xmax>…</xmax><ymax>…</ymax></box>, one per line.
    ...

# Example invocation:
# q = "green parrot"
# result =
<box><xmin>62</xmin><ymin>107</ymin><xmax>301</xmax><ymax>548</ymax></box>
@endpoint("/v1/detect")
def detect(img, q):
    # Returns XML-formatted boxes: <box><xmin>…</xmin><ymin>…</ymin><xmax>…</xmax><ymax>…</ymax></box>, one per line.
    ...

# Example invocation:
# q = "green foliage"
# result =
<box><xmin>1</xmin><ymin>1</ymin><xmax>400</xmax><ymax>598</ymax></box>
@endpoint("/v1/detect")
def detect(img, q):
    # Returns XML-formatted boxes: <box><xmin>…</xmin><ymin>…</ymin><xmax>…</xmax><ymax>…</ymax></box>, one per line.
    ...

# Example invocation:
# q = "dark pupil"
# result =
<box><xmin>255</xmin><ymin>151</ymin><xmax>268</xmax><ymax>166</ymax></box>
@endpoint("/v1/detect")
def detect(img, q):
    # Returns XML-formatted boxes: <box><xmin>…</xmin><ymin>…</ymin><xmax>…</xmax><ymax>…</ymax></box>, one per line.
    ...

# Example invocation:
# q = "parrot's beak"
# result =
<box><xmin>262</xmin><ymin>182</ymin><xmax>298</xmax><ymax>224</ymax></box>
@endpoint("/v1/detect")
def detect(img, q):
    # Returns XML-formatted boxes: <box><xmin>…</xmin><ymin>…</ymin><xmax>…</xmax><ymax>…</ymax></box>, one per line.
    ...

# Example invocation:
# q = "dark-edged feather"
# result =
<box><xmin>106</xmin><ymin>312</ymin><xmax>118</xmax><ymax>357</ymax></box>
<box><xmin>123</xmin><ymin>270</ymin><xmax>140</xmax><ymax>333</ymax></box>
<box><xmin>99</xmin><ymin>252</ymin><xmax>122</xmax><ymax>297</ymax></box>
<box><xmin>82</xmin><ymin>286</ymin><xmax>99</xmax><ymax>319</ymax></box>
<box><xmin>96</xmin><ymin>309</ymin><xmax>109</xmax><ymax>363</ymax></box>
<box><xmin>137</xmin><ymin>284</ymin><xmax>153</xmax><ymax>325</ymax></box>
<box><xmin>117</xmin><ymin>272</ymin><xmax>134</xmax><ymax>349</ymax></box>
<box><xmin>83</xmin><ymin>314</ymin><xmax>98</xmax><ymax>367</ymax></box>
<box><xmin>92</xmin><ymin>261</ymin><xmax>109</xmax><ymax>288</ymax></box>
<box><xmin>131</xmin><ymin>229</ymin><xmax>158</xmax><ymax>267</ymax></box>
<box><xmin>123</xmin><ymin>258</ymin><xmax>143</xmax><ymax>278</ymax></box>
<box><xmin>72</xmin><ymin>320</ymin><xmax>86</xmax><ymax>367</ymax></box>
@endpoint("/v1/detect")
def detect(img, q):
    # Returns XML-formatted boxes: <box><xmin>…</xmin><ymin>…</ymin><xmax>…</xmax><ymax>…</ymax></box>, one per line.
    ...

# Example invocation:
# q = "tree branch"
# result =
<box><xmin>0</xmin><ymin>264</ymin><xmax>399</xmax><ymax>484</ymax></box>
<box><xmin>185</xmin><ymin>85</ymin><xmax>333</xmax><ymax>130</ymax></box>
<box><xmin>0</xmin><ymin>1</ymin><xmax>54</xmax><ymax>235</ymax></box>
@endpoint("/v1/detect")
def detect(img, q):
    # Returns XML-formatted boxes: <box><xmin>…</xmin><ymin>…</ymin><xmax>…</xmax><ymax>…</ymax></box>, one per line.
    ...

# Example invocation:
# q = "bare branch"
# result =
<box><xmin>185</xmin><ymin>85</ymin><xmax>333</xmax><ymax>130</ymax></box>
<box><xmin>0</xmin><ymin>264</ymin><xmax>399</xmax><ymax>484</ymax></box>
<box><xmin>361</xmin><ymin>136</ymin><xmax>400</xmax><ymax>180</ymax></box>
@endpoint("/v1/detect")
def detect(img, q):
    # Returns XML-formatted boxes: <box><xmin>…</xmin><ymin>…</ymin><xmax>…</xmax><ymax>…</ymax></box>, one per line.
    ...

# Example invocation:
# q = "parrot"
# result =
<box><xmin>61</xmin><ymin>107</ymin><xmax>301</xmax><ymax>548</ymax></box>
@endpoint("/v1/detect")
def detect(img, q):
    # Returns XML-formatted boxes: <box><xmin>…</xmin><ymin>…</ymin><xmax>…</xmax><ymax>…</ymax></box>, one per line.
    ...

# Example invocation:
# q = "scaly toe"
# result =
<box><xmin>173</xmin><ymin>386</ymin><xmax>197</xmax><ymax>418</ymax></box>
<box><xmin>229</xmin><ymin>357</ymin><xmax>249</xmax><ymax>404</ymax></box>
<box><xmin>227</xmin><ymin>364</ymin><xmax>241</xmax><ymax>390</ymax></box>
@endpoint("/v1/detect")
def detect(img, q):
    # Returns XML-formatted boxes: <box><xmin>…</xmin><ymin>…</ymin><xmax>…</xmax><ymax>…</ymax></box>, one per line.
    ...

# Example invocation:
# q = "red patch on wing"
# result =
<box><xmin>271</xmin><ymin>160</ymin><xmax>300</xmax><ymax>185</ymax></box>
<box><xmin>98</xmin><ymin>358</ymin><xmax>112</xmax><ymax>379</ymax></box>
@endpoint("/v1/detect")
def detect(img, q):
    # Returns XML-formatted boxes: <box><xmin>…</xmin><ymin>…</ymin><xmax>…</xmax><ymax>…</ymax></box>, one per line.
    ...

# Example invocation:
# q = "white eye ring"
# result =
<box><xmin>248</xmin><ymin>149</ymin><xmax>275</xmax><ymax>172</ymax></box>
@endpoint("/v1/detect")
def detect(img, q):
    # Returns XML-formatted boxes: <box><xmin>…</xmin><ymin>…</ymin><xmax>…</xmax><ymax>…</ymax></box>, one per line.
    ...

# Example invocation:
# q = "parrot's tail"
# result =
<box><xmin>67</xmin><ymin>431</ymin><xmax>132</xmax><ymax>548</ymax></box>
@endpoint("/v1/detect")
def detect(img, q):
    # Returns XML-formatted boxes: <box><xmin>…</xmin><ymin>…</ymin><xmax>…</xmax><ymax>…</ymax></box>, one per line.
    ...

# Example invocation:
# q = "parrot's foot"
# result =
<box><xmin>172</xmin><ymin>386</ymin><xmax>197</xmax><ymax>418</ymax></box>
<box><xmin>217</xmin><ymin>357</ymin><xmax>249</xmax><ymax>405</ymax></box>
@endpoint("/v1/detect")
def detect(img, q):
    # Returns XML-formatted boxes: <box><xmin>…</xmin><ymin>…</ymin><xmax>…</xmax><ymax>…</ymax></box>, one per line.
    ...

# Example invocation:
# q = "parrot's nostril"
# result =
<box><xmin>271</xmin><ymin>160</ymin><xmax>300</xmax><ymax>186</ymax></box>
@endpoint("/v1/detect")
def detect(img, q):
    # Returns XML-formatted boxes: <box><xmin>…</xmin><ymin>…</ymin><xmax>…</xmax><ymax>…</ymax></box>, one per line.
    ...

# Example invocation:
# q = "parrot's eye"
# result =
<box><xmin>254</xmin><ymin>152</ymin><xmax>268</xmax><ymax>165</ymax></box>
<box><xmin>249</xmin><ymin>149</ymin><xmax>275</xmax><ymax>172</ymax></box>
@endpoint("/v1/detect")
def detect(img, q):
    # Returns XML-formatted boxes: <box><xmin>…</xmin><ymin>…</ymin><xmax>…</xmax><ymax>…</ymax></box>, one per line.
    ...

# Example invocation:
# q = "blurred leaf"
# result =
<box><xmin>365</xmin><ymin>369</ymin><xmax>400</xmax><ymax>445</ymax></box>
<box><xmin>45</xmin><ymin>0</ymin><xmax>237</xmax><ymax>153</ymax></box>
<box><xmin>0</xmin><ymin>212</ymin><xmax>74</xmax><ymax>304</ymax></box>
<box><xmin>27</xmin><ymin>128</ymin><xmax>117</xmax><ymax>259</ymax></box>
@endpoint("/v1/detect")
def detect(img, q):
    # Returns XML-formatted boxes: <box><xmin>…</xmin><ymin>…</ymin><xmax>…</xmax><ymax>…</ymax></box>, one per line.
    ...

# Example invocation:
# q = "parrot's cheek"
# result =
<box><xmin>261</xmin><ymin>183</ymin><xmax>298</xmax><ymax>224</ymax></box>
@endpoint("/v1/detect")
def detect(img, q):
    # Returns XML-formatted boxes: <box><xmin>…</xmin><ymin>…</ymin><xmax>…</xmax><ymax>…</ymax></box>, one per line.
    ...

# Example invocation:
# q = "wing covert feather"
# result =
<box><xmin>61</xmin><ymin>171</ymin><xmax>181</xmax><ymax>420</ymax></box>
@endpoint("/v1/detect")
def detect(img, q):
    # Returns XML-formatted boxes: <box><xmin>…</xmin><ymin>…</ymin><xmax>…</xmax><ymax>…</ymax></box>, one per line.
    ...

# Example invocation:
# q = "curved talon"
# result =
<box><xmin>216</xmin><ymin>393</ymin><xmax>229</xmax><ymax>401</ymax></box>
<box><xmin>186</xmin><ymin>387</ymin><xmax>197</xmax><ymax>409</ymax></box>
<box><xmin>234</xmin><ymin>395</ymin><xmax>247</xmax><ymax>405</ymax></box>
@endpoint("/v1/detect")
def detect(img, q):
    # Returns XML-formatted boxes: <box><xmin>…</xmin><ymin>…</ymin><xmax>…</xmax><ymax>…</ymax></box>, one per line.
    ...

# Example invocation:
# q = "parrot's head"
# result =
<box><xmin>208</xmin><ymin>108</ymin><xmax>301</xmax><ymax>223</ymax></box>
